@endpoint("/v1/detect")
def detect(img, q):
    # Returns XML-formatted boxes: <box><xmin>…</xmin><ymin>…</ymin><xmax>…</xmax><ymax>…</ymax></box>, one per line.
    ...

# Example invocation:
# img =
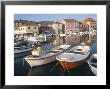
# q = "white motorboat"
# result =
<box><xmin>56</xmin><ymin>44</ymin><xmax>90</xmax><ymax>70</ymax></box>
<box><xmin>25</xmin><ymin>45</ymin><xmax>71</xmax><ymax>67</ymax></box>
<box><xmin>88</xmin><ymin>54</ymin><xmax>97</xmax><ymax>75</ymax></box>
<box><xmin>28</xmin><ymin>35</ymin><xmax>45</xmax><ymax>43</ymax></box>
<box><xmin>14</xmin><ymin>46</ymin><xmax>33</xmax><ymax>58</ymax></box>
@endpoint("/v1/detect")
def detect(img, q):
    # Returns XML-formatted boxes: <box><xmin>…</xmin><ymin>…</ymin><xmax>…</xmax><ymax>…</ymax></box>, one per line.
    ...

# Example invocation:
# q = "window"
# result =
<box><xmin>28</xmin><ymin>27</ymin><xmax>30</xmax><ymax>29</ymax></box>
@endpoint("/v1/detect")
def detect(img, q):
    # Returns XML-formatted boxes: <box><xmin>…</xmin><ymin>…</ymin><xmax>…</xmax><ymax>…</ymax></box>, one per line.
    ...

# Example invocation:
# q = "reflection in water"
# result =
<box><xmin>50</xmin><ymin>36</ymin><xmax>65</xmax><ymax>46</ymax></box>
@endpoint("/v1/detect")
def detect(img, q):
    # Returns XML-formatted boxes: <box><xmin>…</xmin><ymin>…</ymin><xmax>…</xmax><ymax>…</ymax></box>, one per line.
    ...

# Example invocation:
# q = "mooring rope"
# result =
<box><xmin>49</xmin><ymin>62</ymin><xmax>59</xmax><ymax>72</ymax></box>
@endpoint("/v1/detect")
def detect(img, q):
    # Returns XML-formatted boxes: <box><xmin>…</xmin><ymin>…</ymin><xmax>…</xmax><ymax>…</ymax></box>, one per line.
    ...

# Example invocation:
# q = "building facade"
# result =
<box><xmin>79</xmin><ymin>22</ymin><xmax>89</xmax><ymax>42</ymax></box>
<box><xmin>83</xmin><ymin>18</ymin><xmax>96</xmax><ymax>32</ymax></box>
<box><xmin>59</xmin><ymin>19</ymin><xmax>90</xmax><ymax>45</ymax></box>
<box><xmin>15</xmin><ymin>25</ymin><xmax>39</xmax><ymax>38</ymax></box>
<box><xmin>60</xmin><ymin>19</ymin><xmax>80</xmax><ymax>33</ymax></box>
<box><xmin>83</xmin><ymin>18</ymin><xmax>97</xmax><ymax>43</ymax></box>
<box><xmin>52</xmin><ymin>22</ymin><xmax>64</xmax><ymax>35</ymax></box>
<box><xmin>14</xmin><ymin>20</ymin><xmax>23</xmax><ymax>30</ymax></box>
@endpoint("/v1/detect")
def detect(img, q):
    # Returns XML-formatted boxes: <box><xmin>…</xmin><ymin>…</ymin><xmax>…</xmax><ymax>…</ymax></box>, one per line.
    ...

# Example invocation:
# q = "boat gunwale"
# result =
<box><xmin>14</xmin><ymin>48</ymin><xmax>33</xmax><ymax>54</ymax></box>
<box><xmin>56</xmin><ymin>51</ymin><xmax>90</xmax><ymax>62</ymax></box>
<box><xmin>88</xmin><ymin>54</ymin><xmax>97</xmax><ymax>69</ymax></box>
<box><xmin>25</xmin><ymin>51</ymin><xmax>63</xmax><ymax>60</ymax></box>
<box><xmin>25</xmin><ymin>45</ymin><xmax>71</xmax><ymax>60</ymax></box>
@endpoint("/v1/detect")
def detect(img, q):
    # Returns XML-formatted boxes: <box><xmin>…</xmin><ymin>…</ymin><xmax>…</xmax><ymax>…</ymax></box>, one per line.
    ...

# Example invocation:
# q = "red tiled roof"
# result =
<box><xmin>83</xmin><ymin>18</ymin><xmax>96</xmax><ymax>22</ymax></box>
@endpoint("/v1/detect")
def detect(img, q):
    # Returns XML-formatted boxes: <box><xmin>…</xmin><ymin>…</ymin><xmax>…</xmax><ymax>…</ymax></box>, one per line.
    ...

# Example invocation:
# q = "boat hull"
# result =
<box><xmin>59</xmin><ymin>60</ymin><xmax>85</xmax><ymax>70</ymax></box>
<box><xmin>88</xmin><ymin>61</ymin><xmax>97</xmax><ymax>75</ymax></box>
<box><xmin>90</xmin><ymin>65</ymin><xmax>97</xmax><ymax>75</ymax></box>
<box><xmin>56</xmin><ymin>45</ymin><xmax>90</xmax><ymax>70</ymax></box>
<box><xmin>14</xmin><ymin>51</ymin><xmax>31</xmax><ymax>58</ymax></box>
<box><xmin>88</xmin><ymin>54</ymin><xmax>97</xmax><ymax>75</ymax></box>
<box><xmin>25</xmin><ymin>54</ymin><xmax>57</xmax><ymax>67</ymax></box>
<box><xmin>25</xmin><ymin>44</ymin><xmax>71</xmax><ymax>67</ymax></box>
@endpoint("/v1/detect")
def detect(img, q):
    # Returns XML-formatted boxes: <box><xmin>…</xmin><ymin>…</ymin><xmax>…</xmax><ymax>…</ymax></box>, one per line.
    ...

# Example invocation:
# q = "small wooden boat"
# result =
<box><xmin>14</xmin><ymin>46</ymin><xmax>33</xmax><ymax>58</ymax></box>
<box><xmin>25</xmin><ymin>45</ymin><xmax>71</xmax><ymax>67</ymax></box>
<box><xmin>88</xmin><ymin>54</ymin><xmax>97</xmax><ymax>75</ymax></box>
<box><xmin>56</xmin><ymin>44</ymin><xmax>90</xmax><ymax>70</ymax></box>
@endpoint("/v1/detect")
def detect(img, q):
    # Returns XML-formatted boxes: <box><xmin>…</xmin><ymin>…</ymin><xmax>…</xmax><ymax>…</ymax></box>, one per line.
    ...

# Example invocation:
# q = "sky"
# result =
<box><xmin>14</xmin><ymin>14</ymin><xmax>97</xmax><ymax>22</ymax></box>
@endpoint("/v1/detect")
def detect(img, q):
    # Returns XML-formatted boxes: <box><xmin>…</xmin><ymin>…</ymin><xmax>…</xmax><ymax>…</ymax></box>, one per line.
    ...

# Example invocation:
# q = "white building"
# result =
<box><xmin>15</xmin><ymin>25</ymin><xmax>39</xmax><ymax>35</ymax></box>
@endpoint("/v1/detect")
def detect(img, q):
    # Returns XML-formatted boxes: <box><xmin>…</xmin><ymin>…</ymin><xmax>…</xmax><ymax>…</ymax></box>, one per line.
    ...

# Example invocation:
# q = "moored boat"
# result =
<box><xmin>88</xmin><ymin>54</ymin><xmax>97</xmax><ymax>75</ymax></box>
<box><xmin>25</xmin><ymin>45</ymin><xmax>71</xmax><ymax>67</ymax></box>
<box><xmin>14</xmin><ymin>42</ymin><xmax>19</xmax><ymax>47</ymax></box>
<box><xmin>56</xmin><ymin>44</ymin><xmax>90</xmax><ymax>70</ymax></box>
<box><xmin>14</xmin><ymin>46</ymin><xmax>33</xmax><ymax>58</ymax></box>
<box><xmin>14</xmin><ymin>40</ymin><xmax>29</xmax><ymax>47</ymax></box>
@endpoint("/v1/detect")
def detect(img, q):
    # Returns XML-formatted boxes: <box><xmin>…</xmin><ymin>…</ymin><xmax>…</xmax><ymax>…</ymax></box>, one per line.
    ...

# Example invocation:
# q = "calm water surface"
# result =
<box><xmin>14</xmin><ymin>42</ymin><xmax>97</xmax><ymax>76</ymax></box>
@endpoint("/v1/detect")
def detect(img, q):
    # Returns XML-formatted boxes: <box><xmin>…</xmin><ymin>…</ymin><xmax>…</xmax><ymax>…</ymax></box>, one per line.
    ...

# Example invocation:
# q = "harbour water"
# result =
<box><xmin>14</xmin><ymin>41</ymin><xmax>97</xmax><ymax>76</ymax></box>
